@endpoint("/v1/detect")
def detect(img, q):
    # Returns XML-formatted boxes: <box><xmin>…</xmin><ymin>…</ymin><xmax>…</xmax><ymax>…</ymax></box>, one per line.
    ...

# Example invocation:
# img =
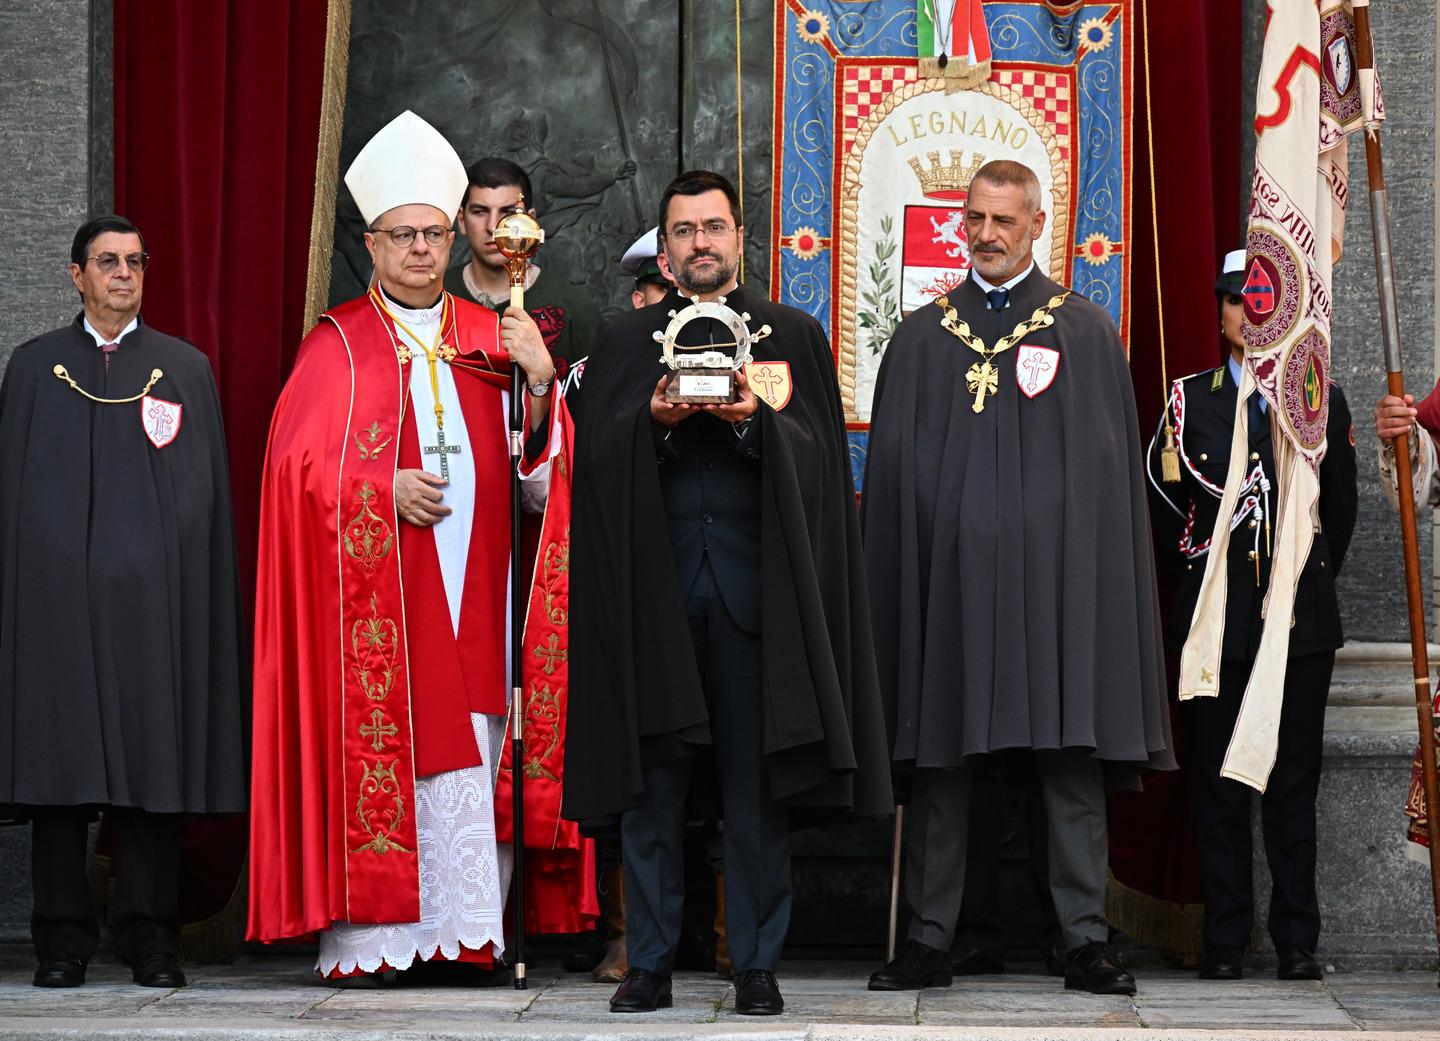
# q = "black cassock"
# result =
<box><xmin>0</xmin><ymin>318</ymin><xmax>247</xmax><ymax>814</ymax></box>
<box><xmin>562</xmin><ymin>285</ymin><xmax>893</xmax><ymax>825</ymax></box>
<box><xmin>862</xmin><ymin>270</ymin><xmax>1173</xmax><ymax>785</ymax></box>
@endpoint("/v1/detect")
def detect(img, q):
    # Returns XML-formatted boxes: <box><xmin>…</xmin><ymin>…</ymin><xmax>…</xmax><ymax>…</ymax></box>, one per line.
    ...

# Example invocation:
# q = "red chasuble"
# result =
<box><xmin>247</xmin><ymin>291</ymin><xmax>592</xmax><ymax>943</ymax></box>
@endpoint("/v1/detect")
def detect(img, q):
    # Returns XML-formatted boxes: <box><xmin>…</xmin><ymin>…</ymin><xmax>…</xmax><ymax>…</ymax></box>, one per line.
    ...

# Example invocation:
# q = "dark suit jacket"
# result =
<box><xmin>654</xmin><ymin>409</ymin><xmax>763</xmax><ymax>633</ymax></box>
<box><xmin>1146</xmin><ymin>365</ymin><xmax>1358</xmax><ymax>661</ymax></box>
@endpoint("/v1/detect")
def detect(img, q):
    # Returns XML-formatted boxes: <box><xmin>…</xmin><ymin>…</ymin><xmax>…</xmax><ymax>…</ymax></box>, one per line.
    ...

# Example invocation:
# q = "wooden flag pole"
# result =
<box><xmin>1353</xmin><ymin>0</ymin><xmax>1440</xmax><ymax>982</ymax></box>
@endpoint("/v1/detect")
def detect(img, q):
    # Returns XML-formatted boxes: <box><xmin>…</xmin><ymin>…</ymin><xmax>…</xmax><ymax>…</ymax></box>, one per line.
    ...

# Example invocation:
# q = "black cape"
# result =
<box><xmin>0</xmin><ymin>318</ymin><xmax>248</xmax><ymax>813</ymax></box>
<box><xmin>862</xmin><ymin>271</ymin><xmax>1174</xmax><ymax>780</ymax></box>
<box><xmin>562</xmin><ymin>285</ymin><xmax>893</xmax><ymax>824</ymax></box>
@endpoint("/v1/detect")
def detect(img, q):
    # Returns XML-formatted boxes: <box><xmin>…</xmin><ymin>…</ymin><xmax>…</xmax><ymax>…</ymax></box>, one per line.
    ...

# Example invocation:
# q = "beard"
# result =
<box><xmin>970</xmin><ymin>242</ymin><xmax>1029</xmax><ymax>282</ymax></box>
<box><xmin>679</xmin><ymin>250</ymin><xmax>737</xmax><ymax>295</ymax></box>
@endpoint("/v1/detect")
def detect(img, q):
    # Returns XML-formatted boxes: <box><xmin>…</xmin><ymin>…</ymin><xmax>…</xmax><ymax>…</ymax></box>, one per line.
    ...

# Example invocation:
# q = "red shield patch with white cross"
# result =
<box><xmin>1016</xmin><ymin>345</ymin><xmax>1059</xmax><ymax>398</ymax></box>
<box><xmin>141</xmin><ymin>396</ymin><xmax>183</xmax><ymax>448</ymax></box>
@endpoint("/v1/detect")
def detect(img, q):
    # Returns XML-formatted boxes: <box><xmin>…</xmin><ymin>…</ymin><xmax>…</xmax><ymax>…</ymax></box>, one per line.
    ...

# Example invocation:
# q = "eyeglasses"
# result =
<box><xmin>1224</xmin><ymin>293</ymin><xmax>1244</xmax><ymax>306</ymax></box>
<box><xmin>86</xmin><ymin>251</ymin><xmax>149</xmax><ymax>274</ymax></box>
<box><xmin>372</xmin><ymin>225</ymin><xmax>452</xmax><ymax>248</ymax></box>
<box><xmin>665</xmin><ymin>220</ymin><xmax>737</xmax><ymax>243</ymax></box>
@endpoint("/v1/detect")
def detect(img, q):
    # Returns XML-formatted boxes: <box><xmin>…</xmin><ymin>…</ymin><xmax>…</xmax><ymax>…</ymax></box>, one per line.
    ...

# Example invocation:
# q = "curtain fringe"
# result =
<box><xmin>1105</xmin><ymin>869</ymin><xmax>1205</xmax><ymax>966</ymax></box>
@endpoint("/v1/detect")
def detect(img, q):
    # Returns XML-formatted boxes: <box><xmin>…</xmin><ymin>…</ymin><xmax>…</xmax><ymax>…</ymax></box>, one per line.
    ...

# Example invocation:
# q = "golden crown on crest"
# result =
<box><xmin>908</xmin><ymin>149</ymin><xmax>988</xmax><ymax>201</ymax></box>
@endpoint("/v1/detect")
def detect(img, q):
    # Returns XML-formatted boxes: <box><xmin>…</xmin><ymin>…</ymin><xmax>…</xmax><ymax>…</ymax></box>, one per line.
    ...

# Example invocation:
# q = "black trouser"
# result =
<box><xmin>621</xmin><ymin>559</ymin><xmax>791</xmax><ymax>975</ymax></box>
<box><xmin>1186</xmin><ymin>651</ymin><xmax>1333</xmax><ymax>951</ymax></box>
<box><xmin>30</xmin><ymin>807</ymin><xmax>182</xmax><ymax>963</ymax></box>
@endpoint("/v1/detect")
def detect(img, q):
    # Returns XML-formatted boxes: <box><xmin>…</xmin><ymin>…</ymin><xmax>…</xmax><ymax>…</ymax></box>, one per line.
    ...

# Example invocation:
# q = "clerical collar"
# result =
<box><xmin>82</xmin><ymin>315</ymin><xmax>139</xmax><ymax>348</ymax></box>
<box><xmin>378</xmin><ymin>284</ymin><xmax>443</xmax><ymax>322</ymax></box>
<box><xmin>970</xmin><ymin>261</ymin><xmax>1034</xmax><ymax>298</ymax></box>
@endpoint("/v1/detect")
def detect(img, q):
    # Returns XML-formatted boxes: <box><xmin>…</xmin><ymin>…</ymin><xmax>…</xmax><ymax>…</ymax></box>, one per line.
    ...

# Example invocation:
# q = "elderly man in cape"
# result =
<box><xmin>248</xmin><ymin>111</ymin><xmax>593</xmax><ymax>979</ymax></box>
<box><xmin>862</xmin><ymin>159</ymin><xmax>1173</xmax><ymax>997</ymax></box>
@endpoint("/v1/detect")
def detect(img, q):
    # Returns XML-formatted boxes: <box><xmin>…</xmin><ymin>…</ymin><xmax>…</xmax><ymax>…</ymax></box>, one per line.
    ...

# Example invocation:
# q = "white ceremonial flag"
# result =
<box><xmin>1178</xmin><ymin>0</ymin><xmax>1379</xmax><ymax>790</ymax></box>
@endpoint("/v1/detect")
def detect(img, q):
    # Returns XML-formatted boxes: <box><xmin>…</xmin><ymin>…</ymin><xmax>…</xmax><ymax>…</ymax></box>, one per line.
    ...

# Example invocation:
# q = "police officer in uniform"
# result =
<box><xmin>1145</xmin><ymin>250</ymin><xmax>1357</xmax><ymax>982</ymax></box>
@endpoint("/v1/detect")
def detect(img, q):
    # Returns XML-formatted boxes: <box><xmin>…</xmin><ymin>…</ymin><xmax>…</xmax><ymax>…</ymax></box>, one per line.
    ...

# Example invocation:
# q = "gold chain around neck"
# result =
<box><xmin>371</xmin><ymin>287</ymin><xmax>456</xmax><ymax>429</ymax></box>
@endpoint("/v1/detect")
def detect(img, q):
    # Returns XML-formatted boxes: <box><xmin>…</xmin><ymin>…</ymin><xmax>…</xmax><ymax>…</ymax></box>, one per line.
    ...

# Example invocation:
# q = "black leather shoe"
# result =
<box><xmin>868</xmin><ymin>939</ymin><xmax>953</xmax><ymax>990</ymax></box>
<box><xmin>1063</xmin><ymin>941</ymin><xmax>1136</xmax><ymax>995</ymax></box>
<box><xmin>951</xmin><ymin>944</ymin><xmax>1005</xmax><ymax>975</ymax></box>
<box><xmin>1276</xmin><ymin>945</ymin><xmax>1323</xmax><ymax>981</ymax></box>
<box><xmin>1198</xmin><ymin>945</ymin><xmax>1245</xmax><ymax>980</ymax></box>
<box><xmin>133</xmin><ymin>953</ymin><xmax>187</xmax><ymax>988</ymax></box>
<box><xmin>609</xmin><ymin>968</ymin><xmax>672</xmax><ymax>1012</ymax></box>
<box><xmin>33</xmin><ymin>955</ymin><xmax>86</xmax><ymax>988</ymax></box>
<box><xmin>734</xmin><ymin>969</ymin><xmax>784</xmax><ymax>1015</ymax></box>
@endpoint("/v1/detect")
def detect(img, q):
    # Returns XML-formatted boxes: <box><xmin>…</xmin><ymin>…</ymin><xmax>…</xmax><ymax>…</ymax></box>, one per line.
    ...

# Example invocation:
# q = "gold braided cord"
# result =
<box><xmin>303</xmin><ymin>0</ymin><xmax>354</xmax><ymax>335</ymax></box>
<box><xmin>369</xmin><ymin>287</ymin><xmax>453</xmax><ymax>428</ymax></box>
<box><xmin>52</xmin><ymin>364</ymin><xmax>163</xmax><ymax>404</ymax></box>
<box><xmin>735</xmin><ymin>0</ymin><xmax>745</xmax><ymax>283</ymax></box>
<box><xmin>1139</xmin><ymin>0</ymin><xmax>1181</xmax><ymax>481</ymax></box>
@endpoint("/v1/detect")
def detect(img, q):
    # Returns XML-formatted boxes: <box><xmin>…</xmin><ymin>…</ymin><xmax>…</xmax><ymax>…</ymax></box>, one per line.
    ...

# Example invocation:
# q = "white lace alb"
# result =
<box><xmin>318</xmin><ymin>713</ymin><xmax>507</xmax><ymax>976</ymax></box>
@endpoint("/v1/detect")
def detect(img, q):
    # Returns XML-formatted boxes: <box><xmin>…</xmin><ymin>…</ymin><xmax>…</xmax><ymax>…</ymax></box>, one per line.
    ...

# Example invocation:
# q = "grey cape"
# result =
<box><xmin>0</xmin><ymin>318</ymin><xmax>248</xmax><ymax>814</ymax></box>
<box><xmin>861</xmin><ymin>270</ymin><xmax>1174</xmax><ymax>782</ymax></box>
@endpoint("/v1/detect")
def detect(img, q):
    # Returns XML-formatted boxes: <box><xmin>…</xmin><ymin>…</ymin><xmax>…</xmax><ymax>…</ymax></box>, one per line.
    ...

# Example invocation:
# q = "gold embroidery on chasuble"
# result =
<box><xmin>522</xmin><ymin>682</ymin><xmax>562</xmax><ymax>781</ymax></box>
<box><xmin>344</xmin><ymin>482</ymin><xmax>395</xmax><ymax>575</ymax></box>
<box><xmin>355</xmin><ymin>421</ymin><xmax>394</xmax><ymax>460</ymax></box>
<box><xmin>327</xmin><ymin>305</ymin><xmax>421</xmax><ymax>911</ymax></box>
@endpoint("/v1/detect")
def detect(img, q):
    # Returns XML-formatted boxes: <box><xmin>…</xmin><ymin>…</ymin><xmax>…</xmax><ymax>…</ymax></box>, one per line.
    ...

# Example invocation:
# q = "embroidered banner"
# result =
<box><xmin>771</xmin><ymin>0</ymin><xmax>1132</xmax><ymax>488</ymax></box>
<box><xmin>1177</xmin><ymin>0</ymin><xmax>1376</xmax><ymax>791</ymax></box>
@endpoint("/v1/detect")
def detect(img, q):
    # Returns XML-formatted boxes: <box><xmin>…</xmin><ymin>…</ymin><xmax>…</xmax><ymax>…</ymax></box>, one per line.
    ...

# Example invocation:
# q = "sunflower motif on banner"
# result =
<box><xmin>770</xmin><ymin>0</ymin><xmax>1133</xmax><ymax>488</ymax></box>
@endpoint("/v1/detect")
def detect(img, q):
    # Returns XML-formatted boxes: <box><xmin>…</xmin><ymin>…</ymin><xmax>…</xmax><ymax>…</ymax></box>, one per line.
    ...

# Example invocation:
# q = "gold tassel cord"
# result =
<box><xmin>1140</xmin><ymin>0</ymin><xmax>1180</xmax><ymax>482</ymax></box>
<box><xmin>52</xmin><ymin>364</ymin><xmax>163</xmax><ymax>404</ymax></box>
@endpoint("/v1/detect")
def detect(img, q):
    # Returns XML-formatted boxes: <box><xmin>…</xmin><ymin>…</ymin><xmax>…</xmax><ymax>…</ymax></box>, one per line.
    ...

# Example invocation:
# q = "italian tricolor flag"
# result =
<box><xmin>917</xmin><ymin>0</ymin><xmax>991</xmax><ymax>64</ymax></box>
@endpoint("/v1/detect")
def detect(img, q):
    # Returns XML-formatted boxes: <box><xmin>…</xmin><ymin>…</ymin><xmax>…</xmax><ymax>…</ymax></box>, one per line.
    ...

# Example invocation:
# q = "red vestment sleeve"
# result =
<box><xmin>247</xmin><ymin>323</ymin><xmax>354</xmax><ymax>942</ymax></box>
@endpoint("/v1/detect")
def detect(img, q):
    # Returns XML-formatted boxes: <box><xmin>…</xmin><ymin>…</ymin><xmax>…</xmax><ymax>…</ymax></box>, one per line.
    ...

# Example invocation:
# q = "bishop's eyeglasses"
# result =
<box><xmin>372</xmin><ymin>225</ymin><xmax>452</xmax><ymax>248</ymax></box>
<box><xmin>85</xmin><ymin>252</ymin><xmax>150</xmax><ymax>274</ymax></box>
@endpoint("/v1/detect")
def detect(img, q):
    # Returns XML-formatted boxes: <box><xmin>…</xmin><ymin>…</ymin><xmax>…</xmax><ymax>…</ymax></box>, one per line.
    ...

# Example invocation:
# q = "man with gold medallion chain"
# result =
<box><xmin>863</xmin><ymin>159</ymin><xmax>1173</xmax><ymax>997</ymax></box>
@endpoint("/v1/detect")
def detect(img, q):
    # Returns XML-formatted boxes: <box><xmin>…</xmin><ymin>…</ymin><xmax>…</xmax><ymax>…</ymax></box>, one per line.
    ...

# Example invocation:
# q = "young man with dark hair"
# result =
<box><xmin>445</xmin><ymin>156</ymin><xmax>599</xmax><ymax>366</ymax></box>
<box><xmin>563</xmin><ymin>169</ymin><xmax>892</xmax><ymax>1017</ymax></box>
<box><xmin>0</xmin><ymin>214</ymin><xmax>248</xmax><ymax>990</ymax></box>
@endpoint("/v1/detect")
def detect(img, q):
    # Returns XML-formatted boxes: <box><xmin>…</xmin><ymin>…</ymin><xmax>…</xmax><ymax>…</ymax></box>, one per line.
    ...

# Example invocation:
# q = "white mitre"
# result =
<box><xmin>620</xmin><ymin>227</ymin><xmax>661</xmax><ymax>274</ymax></box>
<box><xmin>344</xmin><ymin>110</ymin><xmax>468</xmax><ymax>227</ymax></box>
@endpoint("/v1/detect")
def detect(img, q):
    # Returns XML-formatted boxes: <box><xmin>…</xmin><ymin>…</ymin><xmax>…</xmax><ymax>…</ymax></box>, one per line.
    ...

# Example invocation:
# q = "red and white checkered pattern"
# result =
<box><xmin>997</xmin><ymin>69</ymin><xmax>1072</xmax><ymax>165</ymax></box>
<box><xmin>841</xmin><ymin>65</ymin><xmax>916</xmax><ymax>147</ymax></box>
<box><xmin>839</xmin><ymin>64</ymin><xmax>1074</xmax><ymax>165</ymax></box>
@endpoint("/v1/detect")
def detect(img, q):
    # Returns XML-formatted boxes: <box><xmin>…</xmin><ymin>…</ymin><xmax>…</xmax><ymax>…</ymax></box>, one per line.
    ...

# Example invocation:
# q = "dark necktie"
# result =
<box><xmin>1248</xmin><ymin>392</ymin><xmax>1266</xmax><ymax>442</ymax></box>
<box><xmin>985</xmin><ymin>288</ymin><xmax>1009</xmax><ymax>333</ymax></box>
<box><xmin>101</xmin><ymin>341</ymin><xmax>118</xmax><ymax>371</ymax></box>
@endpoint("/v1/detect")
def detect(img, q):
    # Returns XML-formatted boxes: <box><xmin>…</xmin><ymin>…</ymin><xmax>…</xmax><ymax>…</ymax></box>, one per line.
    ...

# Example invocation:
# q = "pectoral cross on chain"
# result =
<box><xmin>966</xmin><ymin>361</ymin><xmax>999</xmax><ymax>413</ymax></box>
<box><xmin>423</xmin><ymin>424</ymin><xmax>461</xmax><ymax>481</ymax></box>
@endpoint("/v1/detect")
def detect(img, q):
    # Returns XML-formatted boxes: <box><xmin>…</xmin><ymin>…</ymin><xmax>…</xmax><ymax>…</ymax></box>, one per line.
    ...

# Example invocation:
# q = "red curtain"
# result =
<box><xmin>1109</xmin><ymin>0</ymin><xmax>1245</xmax><ymax>955</ymax></box>
<box><xmin>115</xmin><ymin>0</ymin><xmax>329</xmax><ymax>622</ymax></box>
<box><xmin>113</xmin><ymin>0</ymin><xmax>330</xmax><ymax>955</ymax></box>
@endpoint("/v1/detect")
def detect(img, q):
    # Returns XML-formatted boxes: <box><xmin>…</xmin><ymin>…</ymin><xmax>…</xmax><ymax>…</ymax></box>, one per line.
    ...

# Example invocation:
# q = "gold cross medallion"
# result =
<box><xmin>966</xmin><ymin>360</ymin><xmax>998</xmax><ymax>413</ymax></box>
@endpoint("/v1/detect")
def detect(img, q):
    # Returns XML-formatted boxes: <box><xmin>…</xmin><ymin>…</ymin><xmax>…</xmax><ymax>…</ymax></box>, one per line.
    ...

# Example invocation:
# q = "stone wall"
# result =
<box><xmin>0</xmin><ymin>0</ymin><xmax>104</xmax><ymax>941</ymax></box>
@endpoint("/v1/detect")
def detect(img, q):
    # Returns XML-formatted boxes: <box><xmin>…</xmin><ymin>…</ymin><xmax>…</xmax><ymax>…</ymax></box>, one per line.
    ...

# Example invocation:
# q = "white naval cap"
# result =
<box><xmin>1216</xmin><ymin>248</ymin><xmax>1248</xmax><ymax>295</ymax></box>
<box><xmin>344</xmin><ymin>111</ymin><xmax>468</xmax><ymax>228</ymax></box>
<box><xmin>620</xmin><ymin>227</ymin><xmax>662</xmax><ymax>275</ymax></box>
<box><xmin>1222</xmin><ymin>249</ymin><xmax>1246</xmax><ymax>275</ymax></box>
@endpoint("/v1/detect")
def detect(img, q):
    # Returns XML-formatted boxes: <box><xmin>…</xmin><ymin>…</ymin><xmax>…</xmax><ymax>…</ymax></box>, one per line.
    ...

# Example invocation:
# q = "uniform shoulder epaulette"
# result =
<box><xmin>1209</xmin><ymin>367</ymin><xmax>1225</xmax><ymax>393</ymax></box>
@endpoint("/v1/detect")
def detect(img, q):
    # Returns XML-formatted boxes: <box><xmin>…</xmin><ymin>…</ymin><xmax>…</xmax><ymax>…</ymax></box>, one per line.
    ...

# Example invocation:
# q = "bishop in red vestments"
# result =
<box><xmin>247</xmin><ymin>111</ymin><xmax>594</xmax><ymax>977</ymax></box>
